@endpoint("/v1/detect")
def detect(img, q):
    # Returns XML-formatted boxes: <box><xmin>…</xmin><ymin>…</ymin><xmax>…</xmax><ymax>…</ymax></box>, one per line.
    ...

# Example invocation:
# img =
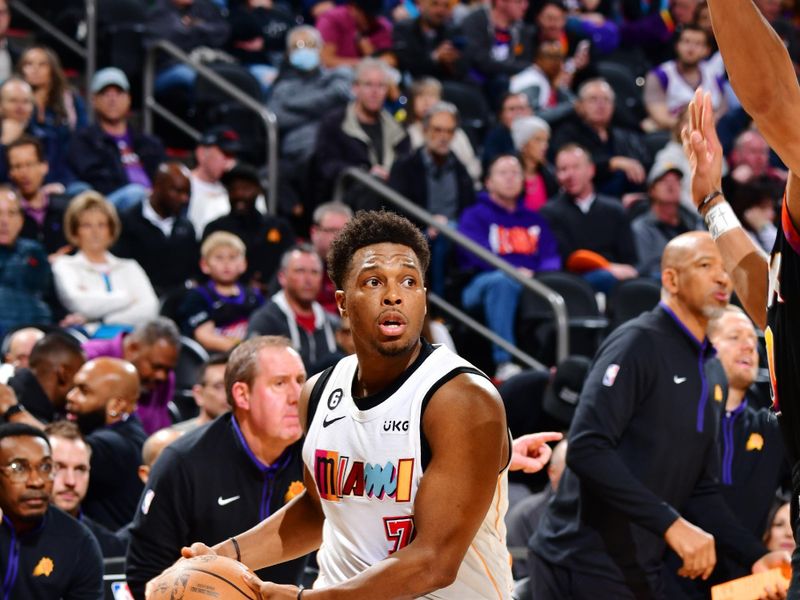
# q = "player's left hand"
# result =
<box><xmin>242</xmin><ymin>573</ymin><xmax>302</xmax><ymax>599</ymax></box>
<box><xmin>509</xmin><ymin>432</ymin><xmax>563</xmax><ymax>473</ymax></box>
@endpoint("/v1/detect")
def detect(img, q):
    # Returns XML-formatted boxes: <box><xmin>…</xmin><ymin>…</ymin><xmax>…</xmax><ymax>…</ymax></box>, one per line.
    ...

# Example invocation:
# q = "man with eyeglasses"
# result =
<box><xmin>309</xmin><ymin>201</ymin><xmax>352</xmax><ymax>314</ymax></box>
<box><xmin>0</xmin><ymin>422</ymin><xmax>103</xmax><ymax>599</ymax></box>
<box><xmin>172</xmin><ymin>353</ymin><xmax>230</xmax><ymax>432</ymax></box>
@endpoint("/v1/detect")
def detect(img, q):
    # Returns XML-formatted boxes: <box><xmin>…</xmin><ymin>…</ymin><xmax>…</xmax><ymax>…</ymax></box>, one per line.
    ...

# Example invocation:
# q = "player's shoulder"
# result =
<box><xmin>427</xmin><ymin>367</ymin><xmax>505</xmax><ymax>420</ymax></box>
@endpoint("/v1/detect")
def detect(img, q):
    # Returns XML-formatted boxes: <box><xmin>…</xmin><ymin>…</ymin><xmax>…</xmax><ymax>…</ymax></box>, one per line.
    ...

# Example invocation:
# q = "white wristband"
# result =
<box><xmin>705</xmin><ymin>202</ymin><xmax>741</xmax><ymax>240</ymax></box>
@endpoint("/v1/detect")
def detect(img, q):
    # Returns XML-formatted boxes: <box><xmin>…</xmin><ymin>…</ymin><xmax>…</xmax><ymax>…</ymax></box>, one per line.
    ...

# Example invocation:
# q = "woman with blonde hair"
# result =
<box><xmin>53</xmin><ymin>191</ymin><xmax>158</xmax><ymax>335</ymax></box>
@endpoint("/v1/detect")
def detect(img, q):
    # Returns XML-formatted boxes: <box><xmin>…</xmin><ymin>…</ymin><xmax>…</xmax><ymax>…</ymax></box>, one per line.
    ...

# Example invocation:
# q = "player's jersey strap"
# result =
<box><xmin>302</xmin><ymin>344</ymin><xmax>513</xmax><ymax>599</ymax></box>
<box><xmin>782</xmin><ymin>194</ymin><xmax>800</xmax><ymax>256</ymax></box>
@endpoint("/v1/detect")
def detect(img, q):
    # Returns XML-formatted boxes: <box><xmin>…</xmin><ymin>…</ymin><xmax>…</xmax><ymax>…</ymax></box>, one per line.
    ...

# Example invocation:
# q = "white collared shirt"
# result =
<box><xmin>574</xmin><ymin>193</ymin><xmax>596</xmax><ymax>214</ymax></box>
<box><xmin>142</xmin><ymin>199</ymin><xmax>175</xmax><ymax>238</ymax></box>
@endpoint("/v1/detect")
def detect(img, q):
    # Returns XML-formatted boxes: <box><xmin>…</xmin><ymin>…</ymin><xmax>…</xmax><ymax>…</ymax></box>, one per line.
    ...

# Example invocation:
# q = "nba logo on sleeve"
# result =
<box><xmin>603</xmin><ymin>364</ymin><xmax>620</xmax><ymax>387</ymax></box>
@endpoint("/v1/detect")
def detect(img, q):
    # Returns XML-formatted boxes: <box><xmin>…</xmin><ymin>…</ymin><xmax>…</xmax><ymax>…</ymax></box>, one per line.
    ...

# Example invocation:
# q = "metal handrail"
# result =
<box><xmin>143</xmin><ymin>39</ymin><xmax>279</xmax><ymax>214</ymax></box>
<box><xmin>334</xmin><ymin>167</ymin><xmax>569</xmax><ymax>364</ymax></box>
<box><xmin>10</xmin><ymin>1</ymin><xmax>88</xmax><ymax>59</ymax></box>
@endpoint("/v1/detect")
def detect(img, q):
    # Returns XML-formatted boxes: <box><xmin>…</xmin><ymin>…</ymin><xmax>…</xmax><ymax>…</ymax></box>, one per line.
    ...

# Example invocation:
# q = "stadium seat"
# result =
<box><xmin>606</xmin><ymin>277</ymin><xmax>661</xmax><ymax>331</ymax></box>
<box><xmin>517</xmin><ymin>272</ymin><xmax>608</xmax><ymax>364</ymax></box>
<box><xmin>596</xmin><ymin>60</ymin><xmax>646</xmax><ymax>131</ymax></box>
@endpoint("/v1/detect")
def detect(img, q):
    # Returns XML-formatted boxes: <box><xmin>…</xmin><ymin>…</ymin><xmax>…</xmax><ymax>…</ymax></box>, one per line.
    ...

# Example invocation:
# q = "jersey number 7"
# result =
<box><xmin>383</xmin><ymin>516</ymin><xmax>416</xmax><ymax>554</ymax></box>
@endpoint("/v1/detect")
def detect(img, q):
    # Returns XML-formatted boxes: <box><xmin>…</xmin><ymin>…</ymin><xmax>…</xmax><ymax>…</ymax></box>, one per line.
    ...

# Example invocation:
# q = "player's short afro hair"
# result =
<box><xmin>327</xmin><ymin>210</ymin><xmax>431</xmax><ymax>289</ymax></box>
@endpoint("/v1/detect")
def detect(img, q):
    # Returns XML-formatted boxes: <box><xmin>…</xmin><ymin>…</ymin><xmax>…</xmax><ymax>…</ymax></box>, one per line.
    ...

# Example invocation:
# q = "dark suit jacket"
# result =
<box><xmin>392</xmin><ymin>17</ymin><xmax>468</xmax><ymax>81</ymax></box>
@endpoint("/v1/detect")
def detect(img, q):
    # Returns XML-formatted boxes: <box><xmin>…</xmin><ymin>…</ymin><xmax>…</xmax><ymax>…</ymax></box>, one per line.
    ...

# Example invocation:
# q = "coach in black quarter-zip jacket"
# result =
<box><xmin>529</xmin><ymin>232</ymin><xmax>787</xmax><ymax>600</ymax></box>
<box><xmin>125</xmin><ymin>337</ymin><xmax>307</xmax><ymax>600</ymax></box>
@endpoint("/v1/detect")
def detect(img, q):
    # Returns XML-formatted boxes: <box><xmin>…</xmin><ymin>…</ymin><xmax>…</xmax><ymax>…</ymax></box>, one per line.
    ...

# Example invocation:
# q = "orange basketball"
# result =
<box><xmin>147</xmin><ymin>555</ymin><xmax>257</xmax><ymax>600</ymax></box>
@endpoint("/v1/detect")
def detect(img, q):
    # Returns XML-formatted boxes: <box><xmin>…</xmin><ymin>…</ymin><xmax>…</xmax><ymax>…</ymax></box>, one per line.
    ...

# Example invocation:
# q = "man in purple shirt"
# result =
<box><xmin>82</xmin><ymin>317</ymin><xmax>180</xmax><ymax>434</ymax></box>
<box><xmin>458</xmin><ymin>154</ymin><xmax>561</xmax><ymax>381</ymax></box>
<box><xmin>68</xmin><ymin>68</ymin><xmax>165</xmax><ymax>212</ymax></box>
<box><xmin>317</xmin><ymin>0</ymin><xmax>393</xmax><ymax>68</ymax></box>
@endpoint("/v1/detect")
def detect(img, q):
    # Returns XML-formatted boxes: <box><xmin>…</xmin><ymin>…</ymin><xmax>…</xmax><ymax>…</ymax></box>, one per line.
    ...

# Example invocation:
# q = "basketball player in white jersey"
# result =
<box><xmin>178</xmin><ymin>211</ymin><xmax>557</xmax><ymax>599</ymax></box>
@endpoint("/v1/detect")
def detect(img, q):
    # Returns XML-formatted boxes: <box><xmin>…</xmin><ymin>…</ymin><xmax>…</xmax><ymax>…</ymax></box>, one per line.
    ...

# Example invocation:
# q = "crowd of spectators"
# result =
<box><xmin>0</xmin><ymin>0</ymin><xmax>796</xmax><ymax>596</ymax></box>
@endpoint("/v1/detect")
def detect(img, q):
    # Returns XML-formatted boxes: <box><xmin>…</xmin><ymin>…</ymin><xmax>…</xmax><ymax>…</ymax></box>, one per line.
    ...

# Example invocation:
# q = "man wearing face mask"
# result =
<box><xmin>202</xmin><ymin>163</ymin><xmax>296</xmax><ymax>289</ymax></box>
<box><xmin>269</xmin><ymin>25</ymin><xmax>351</xmax><ymax>217</ymax></box>
<box><xmin>65</xmin><ymin>357</ymin><xmax>146</xmax><ymax>530</ymax></box>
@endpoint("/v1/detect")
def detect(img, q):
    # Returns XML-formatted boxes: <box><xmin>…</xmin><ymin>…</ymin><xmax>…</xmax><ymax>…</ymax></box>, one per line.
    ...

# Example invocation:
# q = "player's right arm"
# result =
<box><xmin>183</xmin><ymin>374</ymin><xmax>326</xmax><ymax>568</ymax></box>
<box><xmin>707</xmin><ymin>0</ymin><xmax>800</xmax><ymax>230</ymax></box>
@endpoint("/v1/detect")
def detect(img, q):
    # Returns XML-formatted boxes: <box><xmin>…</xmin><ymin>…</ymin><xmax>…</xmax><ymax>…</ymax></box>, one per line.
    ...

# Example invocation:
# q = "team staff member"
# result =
<box><xmin>0</xmin><ymin>423</ymin><xmax>103</xmax><ymax>600</ymax></box>
<box><xmin>181</xmin><ymin>211</ymin><xmax>515</xmax><ymax>598</ymax></box>
<box><xmin>684</xmin><ymin>0</ymin><xmax>800</xmax><ymax>589</ymax></box>
<box><xmin>125</xmin><ymin>336</ymin><xmax>307</xmax><ymax>600</ymax></box>
<box><xmin>708</xmin><ymin>307</ymin><xmax>787</xmax><ymax>538</ymax></box>
<box><xmin>529</xmin><ymin>232</ymin><xmax>786</xmax><ymax>599</ymax></box>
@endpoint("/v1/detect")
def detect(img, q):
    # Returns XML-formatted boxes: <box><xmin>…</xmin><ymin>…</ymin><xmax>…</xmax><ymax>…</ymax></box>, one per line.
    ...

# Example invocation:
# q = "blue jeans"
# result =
<box><xmin>106</xmin><ymin>183</ymin><xmax>148</xmax><ymax>213</ymax></box>
<box><xmin>155</xmin><ymin>64</ymin><xmax>196</xmax><ymax>95</ymax></box>
<box><xmin>462</xmin><ymin>270</ymin><xmax>522</xmax><ymax>364</ymax></box>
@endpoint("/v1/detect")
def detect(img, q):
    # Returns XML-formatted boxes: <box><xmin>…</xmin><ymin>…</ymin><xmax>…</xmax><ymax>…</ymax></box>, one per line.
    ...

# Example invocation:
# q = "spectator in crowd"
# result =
<box><xmin>0</xmin><ymin>423</ymin><xmax>103</xmax><ymax>599</ymax></box>
<box><xmin>651</xmin><ymin>109</ymin><xmax>696</xmax><ymax>210</ymax></box>
<box><xmin>529</xmin><ymin>232</ymin><xmax>784</xmax><ymax>598</ymax></box>
<box><xmin>506</xmin><ymin>438</ymin><xmax>567</xmax><ymax>578</ymax></box>
<box><xmin>0</xmin><ymin>0</ymin><xmax>19</xmax><ymax>82</ymax></box>
<box><xmin>65</xmin><ymin>357</ymin><xmax>147</xmax><ymax>530</ymax></box>
<box><xmin>458</xmin><ymin>154</ymin><xmax>561</xmax><ymax>381</ymax></box>
<box><xmin>203</xmin><ymin>163</ymin><xmax>296</xmax><ymax>289</ymax></box>
<box><xmin>551</xmin><ymin>79</ymin><xmax>651</xmax><ymax>197</ymax></box>
<box><xmin>228</xmin><ymin>0</ymin><xmax>294</xmax><ymax>70</ymax></box>
<box><xmin>309</xmin><ymin>201</ymin><xmax>352</xmax><ymax>315</ymax></box>
<box><xmin>137</xmin><ymin>427</ymin><xmax>183</xmax><ymax>484</ymax></box>
<box><xmin>763</xmin><ymin>499</ymin><xmax>793</xmax><ymax>554</ymax></box>
<box><xmin>8</xmin><ymin>135</ymin><xmax>70</xmax><ymax>255</ymax></box>
<box><xmin>3</xmin><ymin>327</ymin><xmax>43</xmax><ymax>370</ymax></box>
<box><xmin>179</xmin><ymin>232</ymin><xmax>264</xmax><ymax>352</ymax></box>
<box><xmin>510</xmin><ymin>40</ymin><xmax>578</xmax><ymax>126</ymax></box>
<box><xmin>82</xmin><ymin>317</ymin><xmax>181</xmax><ymax>435</ymax></box>
<box><xmin>247</xmin><ymin>245</ymin><xmax>339</xmax><ymax>370</ymax></box>
<box><xmin>16</xmin><ymin>45</ymin><xmax>86</xmax><ymax>187</ymax></box>
<box><xmin>187</xmin><ymin>127</ymin><xmax>240</xmax><ymax>238</ymax></box>
<box><xmin>631</xmin><ymin>164</ymin><xmax>703</xmax><ymax>279</ymax></box>
<box><xmin>172</xmin><ymin>353</ymin><xmax>230</xmax><ymax>432</ymax></box>
<box><xmin>314</xmin><ymin>58</ymin><xmax>409</xmax><ymax>202</ymax></box>
<box><xmin>317</xmin><ymin>0</ymin><xmax>393</xmax><ymax>68</ymax></box>
<box><xmin>404</xmin><ymin>78</ymin><xmax>482</xmax><ymax>183</ymax></box>
<box><xmin>728</xmin><ymin>180</ymin><xmax>778</xmax><ymax>254</ymax></box>
<box><xmin>461</xmin><ymin>0</ymin><xmax>535</xmax><ymax>102</ymax></box>
<box><xmin>7</xmin><ymin>333</ymin><xmax>85</xmax><ymax>424</ymax></box>
<box><xmin>0</xmin><ymin>186</ymin><xmax>52</xmax><ymax>336</ymax></box>
<box><xmin>541</xmin><ymin>144</ymin><xmax>638</xmax><ymax>292</ymax></box>
<box><xmin>482</xmin><ymin>92</ymin><xmax>532</xmax><ymax>169</ymax></box>
<box><xmin>511</xmin><ymin>115</ymin><xmax>559</xmax><ymax>212</ymax></box>
<box><xmin>0</xmin><ymin>77</ymin><xmax>35</xmax><ymax>147</ymax></box>
<box><xmin>53</xmin><ymin>191</ymin><xmax>159</xmax><ymax>334</ymax></box>
<box><xmin>114</xmin><ymin>162</ymin><xmax>199</xmax><ymax>296</ymax></box>
<box><xmin>46</xmin><ymin>420</ymin><xmax>127</xmax><ymax>557</ymax></box>
<box><xmin>708</xmin><ymin>306</ymin><xmax>786</xmax><ymax>538</ymax></box>
<box><xmin>390</xmin><ymin>101</ymin><xmax>475</xmax><ymax>296</ymax></box>
<box><xmin>643</xmin><ymin>25</ymin><xmax>723</xmax><ymax>132</ymax></box>
<box><xmin>722</xmin><ymin>129</ymin><xmax>787</xmax><ymax>202</ymax></box>
<box><xmin>144</xmin><ymin>0</ymin><xmax>230</xmax><ymax>96</ymax></box>
<box><xmin>392</xmin><ymin>0</ymin><xmax>467</xmax><ymax>81</ymax></box>
<box><xmin>125</xmin><ymin>336</ymin><xmax>308</xmax><ymax>599</ymax></box>
<box><xmin>270</xmin><ymin>33</ymin><xmax>351</xmax><ymax>226</ymax></box>
<box><xmin>68</xmin><ymin>68</ymin><xmax>165</xmax><ymax>212</ymax></box>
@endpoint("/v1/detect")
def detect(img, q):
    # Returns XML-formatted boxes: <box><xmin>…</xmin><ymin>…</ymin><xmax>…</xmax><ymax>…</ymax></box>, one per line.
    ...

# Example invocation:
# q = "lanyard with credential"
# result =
<box><xmin>2</xmin><ymin>516</ymin><xmax>19</xmax><ymax>600</ymax></box>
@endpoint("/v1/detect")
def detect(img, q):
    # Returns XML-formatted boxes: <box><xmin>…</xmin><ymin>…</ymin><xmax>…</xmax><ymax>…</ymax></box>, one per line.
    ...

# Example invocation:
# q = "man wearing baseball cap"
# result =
<box><xmin>631</xmin><ymin>162</ymin><xmax>703</xmax><ymax>279</ymax></box>
<box><xmin>67</xmin><ymin>67</ymin><xmax>165</xmax><ymax>211</ymax></box>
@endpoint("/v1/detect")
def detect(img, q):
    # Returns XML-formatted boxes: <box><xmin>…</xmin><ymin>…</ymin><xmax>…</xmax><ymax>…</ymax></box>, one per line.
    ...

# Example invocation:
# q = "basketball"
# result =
<box><xmin>147</xmin><ymin>555</ymin><xmax>257</xmax><ymax>600</ymax></box>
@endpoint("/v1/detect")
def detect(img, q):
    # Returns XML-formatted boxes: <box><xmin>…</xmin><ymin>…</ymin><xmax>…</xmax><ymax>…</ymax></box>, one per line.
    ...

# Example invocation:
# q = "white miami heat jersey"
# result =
<box><xmin>302</xmin><ymin>344</ymin><xmax>513</xmax><ymax>599</ymax></box>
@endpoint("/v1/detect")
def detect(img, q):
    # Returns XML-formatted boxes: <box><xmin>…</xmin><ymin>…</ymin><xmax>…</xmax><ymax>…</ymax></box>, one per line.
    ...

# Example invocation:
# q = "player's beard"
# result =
<box><xmin>376</xmin><ymin>336</ymin><xmax>419</xmax><ymax>358</ymax></box>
